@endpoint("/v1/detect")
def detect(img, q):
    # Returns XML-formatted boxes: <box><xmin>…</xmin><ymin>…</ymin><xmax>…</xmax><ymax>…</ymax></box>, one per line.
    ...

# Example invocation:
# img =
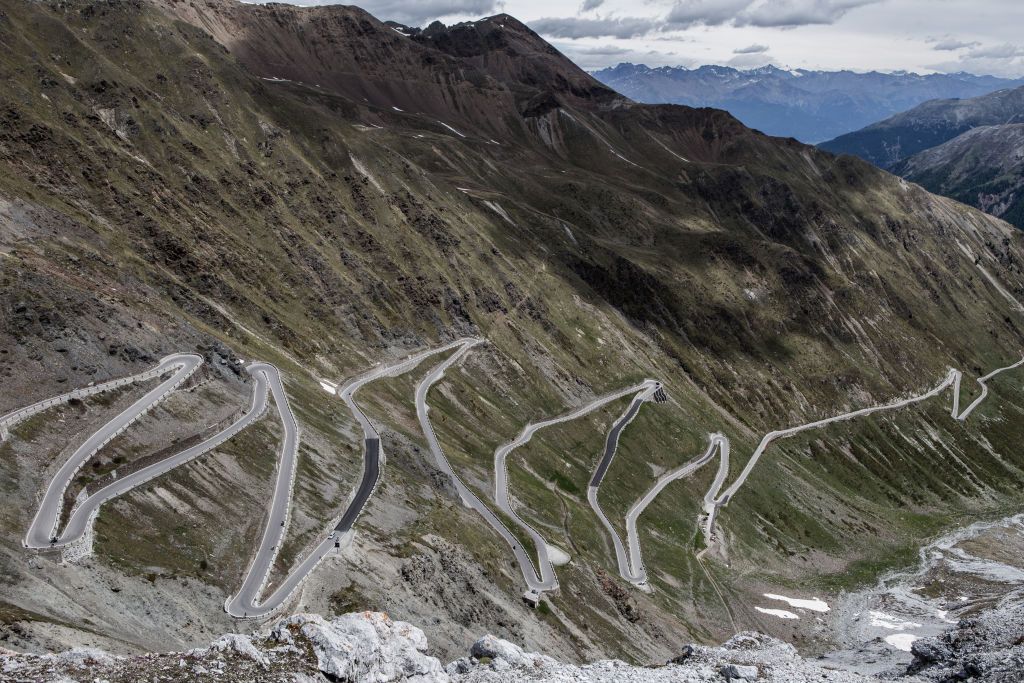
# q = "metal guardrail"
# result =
<box><xmin>1</xmin><ymin>359</ymin><xmax>185</xmax><ymax>441</ymax></box>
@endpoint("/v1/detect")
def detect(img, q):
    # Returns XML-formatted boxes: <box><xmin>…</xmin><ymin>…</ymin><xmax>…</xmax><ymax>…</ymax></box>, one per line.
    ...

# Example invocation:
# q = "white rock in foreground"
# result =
<box><xmin>276</xmin><ymin>612</ymin><xmax>449</xmax><ymax>682</ymax></box>
<box><xmin>447</xmin><ymin>631</ymin><xmax>869</xmax><ymax>682</ymax></box>
<box><xmin>0</xmin><ymin>613</ymin><xmax>877</xmax><ymax>682</ymax></box>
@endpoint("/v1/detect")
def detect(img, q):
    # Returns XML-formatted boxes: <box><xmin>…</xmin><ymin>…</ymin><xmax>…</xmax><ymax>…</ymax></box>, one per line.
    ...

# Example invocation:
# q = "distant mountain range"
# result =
<box><xmin>821</xmin><ymin>86</ymin><xmax>1024</xmax><ymax>229</ymax></box>
<box><xmin>593</xmin><ymin>63</ymin><xmax>1024</xmax><ymax>143</ymax></box>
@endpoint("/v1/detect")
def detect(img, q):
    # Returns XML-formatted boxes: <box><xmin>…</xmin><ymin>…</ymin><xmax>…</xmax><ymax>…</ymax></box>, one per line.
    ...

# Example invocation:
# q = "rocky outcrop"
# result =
<box><xmin>906</xmin><ymin>597</ymin><xmax>1024</xmax><ymax>681</ymax></box>
<box><xmin>446</xmin><ymin>630</ymin><xmax>869</xmax><ymax>681</ymax></box>
<box><xmin>10</xmin><ymin>607</ymin><xmax>1024</xmax><ymax>682</ymax></box>
<box><xmin>273</xmin><ymin>613</ymin><xmax>448</xmax><ymax>682</ymax></box>
<box><xmin>0</xmin><ymin>612</ymin><xmax>882</xmax><ymax>682</ymax></box>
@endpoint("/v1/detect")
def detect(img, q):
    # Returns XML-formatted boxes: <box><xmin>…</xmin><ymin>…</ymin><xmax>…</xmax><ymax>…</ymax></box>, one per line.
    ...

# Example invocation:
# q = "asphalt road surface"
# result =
<box><xmin>413</xmin><ymin>339</ymin><xmax>562</xmax><ymax>596</ymax></box>
<box><xmin>586</xmin><ymin>384</ymin><xmax>658</xmax><ymax>584</ymax></box>
<box><xmin>32</xmin><ymin>365</ymin><xmax>271</xmax><ymax>549</ymax></box>
<box><xmin>225</xmin><ymin>339</ymin><xmax>480</xmax><ymax>618</ymax></box>
<box><xmin>335</xmin><ymin>438</ymin><xmax>379</xmax><ymax>533</ymax></box>
<box><xmin>589</xmin><ymin>386</ymin><xmax>656</xmax><ymax>489</ymax></box>
<box><xmin>24</xmin><ymin>353</ymin><xmax>203</xmax><ymax>549</ymax></box>
<box><xmin>16</xmin><ymin>337</ymin><xmax>1022</xmax><ymax>612</ymax></box>
<box><xmin>225</xmin><ymin>362</ymin><xmax>299</xmax><ymax>618</ymax></box>
<box><xmin>492</xmin><ymin>379</ymin><xmax>659</xmax><ymax>593</ymax></box>
<box><xmin>621</xmin><ymin>355</ymin><xmax>1024</xmax><ymax>567</ymax></box>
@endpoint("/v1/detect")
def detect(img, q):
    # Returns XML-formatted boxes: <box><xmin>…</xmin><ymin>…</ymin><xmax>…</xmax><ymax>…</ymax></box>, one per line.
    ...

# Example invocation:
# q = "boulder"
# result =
<box><xmin>275</xmin><ymin>612</ymin><xmax>449</xmax><ymax>682</ymax></box>
<box><xmin>720</xmin><ymin>663</ymin><xmax>760</xmax><ymax>680</ymax></box>
<box><xmin>469</xmin><ymin>634</ymin><xmax>557</xmax><ymax>670</ymax></box>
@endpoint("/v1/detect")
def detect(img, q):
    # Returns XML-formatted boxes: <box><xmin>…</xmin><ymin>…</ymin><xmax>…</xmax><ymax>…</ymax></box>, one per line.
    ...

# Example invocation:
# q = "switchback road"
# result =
<box><xmin>225</xmin><ymin>339</ymin><xmax>481</xmax><ymax>618</ymax></box>
<box><xmin>492</xmin><ymin>379</ymin><xmax>659</xmax><ymax>593</ymax></box>
<box><xmin>416</xmin><ymin>339</ymin><xmax>560</xmax><ymax>599</ymax></box>
<box><xmin>618</xmin><ymin>356</ymin><xmax>1024</xmax><ymax>575</ymax></box>
<box><xmin>24</xmin><ymin>353</ymin><xmax>203</xmax><ymax>549</ymax></box>
<box><xmin>225</xmin><ymin>363</ymin><xmax>300</xmax><ymax>618</ymax></box>
<box><xmin>27</xmin><ymin>364</ymin><xmax>271</xmax><ymax>550</ymax></box>
<box><xmin>586</xmin><ymin>383</ymin><xmax>659</xmax><ymax>584</ymax></box>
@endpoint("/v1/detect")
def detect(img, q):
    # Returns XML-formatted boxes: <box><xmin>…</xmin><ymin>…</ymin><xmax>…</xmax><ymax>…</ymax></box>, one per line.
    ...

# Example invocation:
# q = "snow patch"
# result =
<box><xmin>869</xmin><ymin>611</ymin><xmax>922</xmax><ymax>630</ymax></box>
<box><xmin>562</xmin><ymin>223</ymin><xmax>577</xmax><ymax>244</ymax></box>
<box><xmin>755</xmin><ymin>606</ymin><xmax>799</xmax><ymax>620</ymax></box>
<box><xmin>437</xmin><ymin>121</ymin><xmax>466</xmax><ymax>138</ymax></box>
<box><xmin>546</xmin><ymin>543</ymin><xmax>571</xmax><ymax>566</ymax></box>
<box><xmin>763</xmin><ymin>593</ymin><xmax>830</xmax><ymax>612</ymax></box>
<box><xmin>884</xmin><ymin>633</ymin><xmax>918</xmax><ymax>651</ymax></box>
<box><xmin>483</xmin><ymin>200</ymin><xmax>515</xmax><ymax>226</ymax></box>
<box><xmin>350</xmin><ymin>155</ymin><xmax>384</xmax><ymax>193</ymax></box>
<box><xmin>609</xmin><ymin>148</ymin><xmax>640</xmax><ymax>167</ymax></box>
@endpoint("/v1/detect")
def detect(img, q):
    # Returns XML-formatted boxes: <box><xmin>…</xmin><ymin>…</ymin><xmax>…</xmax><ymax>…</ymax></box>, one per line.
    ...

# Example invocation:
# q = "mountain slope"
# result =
<box><xmin>819</xmin><ymin>85</ymin><xmax>1024</xmax><ymax>168</ymax></box>
<box><xmin>894</xmin><ymin>124</ymin><xmax>1024</xmax><ymax>229</ymax></box>
<box><xmin>593</xmin><ymin>63</ymin><xmax>1024</xmax><ymax>143</ymax></box>
<box><xmin>3</xmin><ymin>0</ymin><xmax>1024</xmax><ymax>668</ymax></box>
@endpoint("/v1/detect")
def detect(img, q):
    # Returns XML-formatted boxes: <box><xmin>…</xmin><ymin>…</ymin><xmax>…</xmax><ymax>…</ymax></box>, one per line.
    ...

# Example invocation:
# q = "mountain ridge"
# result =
<box><xmin>820</xmin><ymin>85</ymin><xmax>1024</xmax><ymax>228</ymax></box>
<box><xmin>819</xmin><ymin>84</ymin><xmax>1024</xmax><ymax>168</ymax></box>
<box><xmin>594</xmin><ymin>62</ymin><xmax>1024</xmax><ymax>142</ymax></box>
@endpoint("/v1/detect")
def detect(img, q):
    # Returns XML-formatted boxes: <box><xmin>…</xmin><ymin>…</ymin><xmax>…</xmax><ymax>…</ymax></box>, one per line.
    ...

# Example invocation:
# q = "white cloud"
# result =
<box><xmin>928</xmin><ymin>37</ymin><xmax>980</xmax><ymax>51</ymax></box>
<box><xmin>530</xmin><ymin>0</ymin><xmax>882</xmax><ymax>40</ymax></box>
<box><xmin>665</xmin><ymin>0</ymin><xmax>752</xmax><ymax>28</ymax></box>
<box><xmin>529</xmin><ymin>16</ymin><xmax>660</xmax><ymax>38</ymax></box>
<box><xmin>737</xmin><ymin>0</ymin><xmax>882</xmax><ymax>28</ymax></box>
<box><xmin>966</xmin><ymin>43</ymin><xmax>1024</xmax><ymax>59</ymax></box>
<box><xmin>728</xmin><ymin>51</ymin><xmax>776</xmax><ymax>67</ymax></box>
<box><xmin>279</xmin><ymin>0</ymin><xmax>504</xmax><ymax>25</ymax></box>
<box><xmin>580</xmin><ymin>0</ymin><xmax>605</xmax><ymax>10</ymax></box>
<box><xmin>734</xmin><ymin>43</ymin><xmax>770</xmax><ymax>53</ymax></box>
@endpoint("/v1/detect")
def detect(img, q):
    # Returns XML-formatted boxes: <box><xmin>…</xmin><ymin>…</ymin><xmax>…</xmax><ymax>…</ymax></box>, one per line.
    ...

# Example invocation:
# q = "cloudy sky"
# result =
<box><xmin>277</xmin><ymin>0</ymin><xmax>1024</xmax><ymax>76</ymax></box>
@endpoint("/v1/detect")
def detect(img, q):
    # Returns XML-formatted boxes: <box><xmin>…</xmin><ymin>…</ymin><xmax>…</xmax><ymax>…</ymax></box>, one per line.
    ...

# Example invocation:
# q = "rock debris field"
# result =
<box><xmin>5</xmin><ymin>606</ymin><xmax>1022</xmax><ymax>682</ymax></box>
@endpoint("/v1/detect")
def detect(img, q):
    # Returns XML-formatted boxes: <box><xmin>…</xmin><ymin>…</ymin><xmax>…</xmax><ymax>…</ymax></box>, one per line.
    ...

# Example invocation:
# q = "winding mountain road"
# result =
<box><xmin>1</xmin><ymin>354</ymin><xmax>197</xmax><ymax>443</ymax></box>
<box><xmin>416</xmin><ymin>339</ymin><xmax>560</xmax><ymax>598</ymax></box>
<box><xmin>416</xmin><ymin>350</ymin><xmax>661</xmax><ymax>597</ymax></box>
<box><xmin>24</xmin><ymin>353</ymin><xmax>203</xmax><ymax>548</ymax></box>
<box><xmin>15</xmin><ymin>336</ymin><xmax>1024</xmax><ymax>612</ymax></box>
<box><xmin>492</xmin><ymin>379</ymin><xmax>659</xmax><ymax>592</ymax></box>
<box><xmin>224</xmin><ymin>339</ymin><xmax>482</xmax><ymax>618</ymax></box>
<box><xmin>225</xmin><ymin>363</ymin><xmax>300</xmax><ymax>618</ymax></box>
<box><xmin>617</xmin><ymin>356</ymin><xmax>1024</xmax><ymax>576</ymax></box>
<box><xmin>586</xmin><ymin>383</ymin><xmax>659</xmax><ymax>584</ymax></box>
<box><xmin>333</xmin><ymin>338</ymin><xmax>481</xmax><ymax>534</ymax></box>
<box><xmin>26</xmin><ymin>364</ymin><xmax>271</xmax><ymax>550</ymax></box>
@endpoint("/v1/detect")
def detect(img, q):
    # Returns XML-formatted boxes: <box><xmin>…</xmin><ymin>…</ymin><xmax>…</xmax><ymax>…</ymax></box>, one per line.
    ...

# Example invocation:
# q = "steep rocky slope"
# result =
<box><xmin>893</xmin><ymin>124</ymin><xmax>1024</xmax><ymax>230</ymax></box>
<box><xmin>4</xmin><ymin>0</ymin><xmax>1024</xmax><ymax>670</ymax></box>
<box><xmin>4</xmin><ymin>608</ymin><xmax>1022</xmax><ymax>682</ymax></box>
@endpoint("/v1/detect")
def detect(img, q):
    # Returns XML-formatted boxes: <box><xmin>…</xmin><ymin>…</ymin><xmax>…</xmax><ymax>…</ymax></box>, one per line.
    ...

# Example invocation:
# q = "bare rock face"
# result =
<box><xmin>0</xmin><ymin>613</ymin><xmax>881</xmax><ymax>682</ymax></box>
<box><xmin>906</xmin><ymin>597</ymin><xmax>1024</xmax><ymax>681</ymax></box>
<box><xmin>445</xmin><ymin>630</ymin><xmax>871</xmax><ymax>682</ymax></box>
<box><xmin>18</xmin><ymin>608</ymin><xmax>1024</xmax><ymax>682</ymax></box>
<box><xmin>274</xmin><ymin>613</ymin><xmax>450</xmax><ymax>682</ymax></box>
